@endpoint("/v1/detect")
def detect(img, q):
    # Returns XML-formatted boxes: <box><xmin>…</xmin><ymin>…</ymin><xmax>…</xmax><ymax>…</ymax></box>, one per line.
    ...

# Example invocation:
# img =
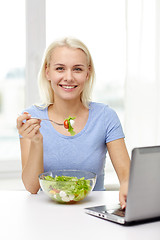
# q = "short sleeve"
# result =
<box><xmin>104</xmin><ymin>107</ymin><xmax>125</xmax><ymax>143</ymax></box>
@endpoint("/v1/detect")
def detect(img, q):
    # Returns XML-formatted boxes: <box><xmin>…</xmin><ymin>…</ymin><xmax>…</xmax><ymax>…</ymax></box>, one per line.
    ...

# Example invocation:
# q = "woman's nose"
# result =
<box><xmin>64</xmin><ymin>69</ymin><xmax>73</xmax><ymax>81</ymax></box>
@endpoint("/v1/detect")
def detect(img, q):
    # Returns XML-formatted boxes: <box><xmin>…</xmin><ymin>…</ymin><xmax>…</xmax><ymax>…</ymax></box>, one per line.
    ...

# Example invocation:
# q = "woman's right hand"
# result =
<box><xmin>17</xmin><ymin>112</ymin><xmax>42</xmax><ymax>141</ymax></box>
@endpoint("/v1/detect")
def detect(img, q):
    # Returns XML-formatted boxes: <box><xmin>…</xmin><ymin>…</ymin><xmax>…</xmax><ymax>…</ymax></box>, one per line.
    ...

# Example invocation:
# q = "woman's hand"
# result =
<box><xmin>119</xmin><ymin>180</ymin><xmax>129</xmax><ymax>209</ymax></box>
<box><xmin>17</xmin><ymin>112</ymin><xmax>42</xmax><ymax>141</ymax></box>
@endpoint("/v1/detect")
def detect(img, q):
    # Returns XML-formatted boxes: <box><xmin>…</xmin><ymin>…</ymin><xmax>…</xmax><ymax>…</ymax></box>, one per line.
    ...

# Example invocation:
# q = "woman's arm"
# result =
<box><xmin>17</xmin><ymin>112</ymin><xmax>44</xmax><ymax>194</ymax></box>
<box><xmin>106</xmin><ymin>138</ymin><xmax>130</xmax><ymax>209</ymax></box>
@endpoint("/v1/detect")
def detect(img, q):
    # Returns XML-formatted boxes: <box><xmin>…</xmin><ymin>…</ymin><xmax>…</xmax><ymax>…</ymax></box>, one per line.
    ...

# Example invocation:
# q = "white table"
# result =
<box><xmin>1</xmin><ymin>190</ymin><xmax>160</xmax><ymax>240</ymax></box>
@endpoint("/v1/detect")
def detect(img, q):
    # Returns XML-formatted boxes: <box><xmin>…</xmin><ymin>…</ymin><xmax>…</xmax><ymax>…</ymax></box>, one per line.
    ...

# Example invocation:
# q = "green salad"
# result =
<box><xmin>41</xmin><ymin>175</ymin><xmax>92</xmax><ymax>203</ymax></box>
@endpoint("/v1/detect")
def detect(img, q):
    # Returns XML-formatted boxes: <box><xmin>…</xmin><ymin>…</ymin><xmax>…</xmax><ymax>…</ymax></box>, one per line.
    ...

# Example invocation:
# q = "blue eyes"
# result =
<box><xmin>74</xmin><ymin>68</ymin><xmax>82</xmax><ymax>71</ymax></box>
<box><xmin>56</xmin><ymin>67</ymin><xmax>82</xmax><ymax>72</ymax></box>
<box><xmin>56</xmin><ymin>67</ymin><xmax>64</xmax><ymax>71</ymax></box>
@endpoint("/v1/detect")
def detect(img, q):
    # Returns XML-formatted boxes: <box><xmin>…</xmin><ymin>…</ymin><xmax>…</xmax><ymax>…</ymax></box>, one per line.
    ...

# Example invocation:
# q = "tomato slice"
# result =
<box><xmin>64</xmin><ymin>119</ymin><xmax>69</xmax><ymax>129</ymax></box>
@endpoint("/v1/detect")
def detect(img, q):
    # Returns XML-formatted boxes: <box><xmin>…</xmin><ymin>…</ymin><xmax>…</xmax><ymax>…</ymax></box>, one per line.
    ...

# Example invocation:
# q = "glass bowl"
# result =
<box><xmin>39</xmin><ymin>170</ymin><xmax>97</xmax><ymax>203</ymax></box>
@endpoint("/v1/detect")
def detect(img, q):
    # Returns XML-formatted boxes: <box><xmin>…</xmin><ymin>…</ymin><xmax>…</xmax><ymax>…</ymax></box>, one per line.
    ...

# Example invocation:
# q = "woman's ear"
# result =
<box><xmin>86</xmin><ymin>65</ymin><xmax>91</xmax><ymax>80</ymax></box>
<box><xmin>45</xmin><ymin>64</ymin><xmax>50</xmax><ymax>81</ymax></box>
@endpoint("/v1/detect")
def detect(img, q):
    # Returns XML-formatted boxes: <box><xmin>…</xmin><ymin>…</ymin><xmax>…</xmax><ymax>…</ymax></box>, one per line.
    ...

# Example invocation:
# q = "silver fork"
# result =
<box><xmin>31</xmin><ymin>117</ymin><xmax>64</xmax><ymax>126</ymax></box>
<box><xmin>18</xmin><ymin>114</ymin><xmax>64</xmax><ymax>126</ymax></box>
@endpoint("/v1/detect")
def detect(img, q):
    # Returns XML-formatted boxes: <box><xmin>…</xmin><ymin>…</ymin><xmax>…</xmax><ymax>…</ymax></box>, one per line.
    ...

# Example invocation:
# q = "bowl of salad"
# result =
<box><xmin>39</xmin><ymin>170</ymin><xmax>97</xmax><ymax>203</ymax></box>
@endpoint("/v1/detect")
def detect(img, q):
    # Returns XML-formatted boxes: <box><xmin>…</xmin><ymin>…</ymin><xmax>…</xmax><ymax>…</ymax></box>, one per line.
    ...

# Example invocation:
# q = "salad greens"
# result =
<box><xmin>41</xmin><ymin>175</ymin><xmax>92</xmax><ymax>203</ymax></box>
<box><xmin>64</xmin><ymin>116</ymin><xmax>76</xmax><ymax>136</ymax></box>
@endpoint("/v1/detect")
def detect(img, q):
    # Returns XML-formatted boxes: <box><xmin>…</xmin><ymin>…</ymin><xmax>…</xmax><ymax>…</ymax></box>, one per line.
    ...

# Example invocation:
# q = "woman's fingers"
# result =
<box><xmin>119</xmin><ymin>194</ymin><xmax>126</xmax><ymax>209</ymax></box>
<box><xmin>119</xmin><ymin>181</ymin><xmax>128</xmax><ymax>209</ymax></box>
<box><xmin>20</xmin><ymin>122</ymin><xmax>40</xmax><ymax>137</ymax></box>
<box><xmin>17</xmin><ymin>113</ymin><xmax>41</xmax><ymax>139</ymax></box>
<box><xmin>17</xmin><ymin>112</ymin><xmax>31</xmax><ymax>129</ymax></box>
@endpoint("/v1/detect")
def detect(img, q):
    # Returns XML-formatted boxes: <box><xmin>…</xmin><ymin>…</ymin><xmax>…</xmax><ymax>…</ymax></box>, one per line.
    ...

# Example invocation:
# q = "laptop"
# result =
<box><xmin>85</xmin><ymin>146</ymin><xmax>160</xmax><ymax>225</ymax></box>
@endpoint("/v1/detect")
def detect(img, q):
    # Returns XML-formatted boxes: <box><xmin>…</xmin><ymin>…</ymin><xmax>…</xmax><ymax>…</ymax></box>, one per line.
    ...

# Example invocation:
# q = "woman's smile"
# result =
<box><xmin>59</xmin><ymin>84</ymin><xmax>78</xmax><ymax>90</ymax></box>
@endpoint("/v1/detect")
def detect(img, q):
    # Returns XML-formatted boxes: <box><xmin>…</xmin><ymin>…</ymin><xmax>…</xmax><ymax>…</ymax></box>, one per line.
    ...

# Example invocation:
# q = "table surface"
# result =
<box><xmin>1</xmin><ymin>190</ymin><xmax>160</xmax><ymax>240</ymax></box>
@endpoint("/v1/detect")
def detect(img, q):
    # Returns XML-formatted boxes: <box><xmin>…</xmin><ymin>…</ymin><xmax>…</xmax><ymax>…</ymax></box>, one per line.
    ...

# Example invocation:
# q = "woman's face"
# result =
<box><xmin>45</xmin><ymin>46</ymin><xmax>90</xmax><ymax>102</ymax></box>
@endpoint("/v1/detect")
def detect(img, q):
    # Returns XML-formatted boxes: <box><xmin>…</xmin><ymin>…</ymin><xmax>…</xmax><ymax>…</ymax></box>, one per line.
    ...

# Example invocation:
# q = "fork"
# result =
<box><xmin>31</xmin><ymin>117</ymin><xmax>64</xmax><ymax>126</ymax></box>
<box><xmin>18</xmin><ymin>113</ymin><xmax>64</xmax><ymax>126</ymax></box>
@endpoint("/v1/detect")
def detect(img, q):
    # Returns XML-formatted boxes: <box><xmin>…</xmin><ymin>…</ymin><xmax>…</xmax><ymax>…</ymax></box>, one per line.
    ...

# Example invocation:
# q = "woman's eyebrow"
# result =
<box><xmin>73</xmin><ymin>64</ymin><xmax>85</xmax><ymax>67</ymax></box>
<box><xmin>53</xmin><ymin>63</ymin><xmax>85</xmax><ymax>67</ymax></box>
<box><xmin>53</xmin><ymin>63</ymin><xmax>65</xmax><ymax>66</ymax></box>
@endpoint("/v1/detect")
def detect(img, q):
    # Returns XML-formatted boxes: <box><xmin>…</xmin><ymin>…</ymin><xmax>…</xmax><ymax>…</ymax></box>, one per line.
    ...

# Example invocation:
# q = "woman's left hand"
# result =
<box><xmin>119</xmin><ymin>180</ymin><xmax>129</xmax><ymax>209</ymax></box>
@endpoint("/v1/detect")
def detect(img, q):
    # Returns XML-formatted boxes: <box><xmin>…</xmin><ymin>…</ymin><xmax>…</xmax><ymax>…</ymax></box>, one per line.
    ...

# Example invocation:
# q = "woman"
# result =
<box><xmin>17</xmin><ymin>37</ymin><xmax>130</xmax><ymax>209</ymax></box>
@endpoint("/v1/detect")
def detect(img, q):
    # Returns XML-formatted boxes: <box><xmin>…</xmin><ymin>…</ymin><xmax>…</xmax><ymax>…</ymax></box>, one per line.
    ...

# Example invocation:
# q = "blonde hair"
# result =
<box><xmin>38</xmin><ymin>37</ymin><xmax>95</xmax><ymax>108</ymax></box>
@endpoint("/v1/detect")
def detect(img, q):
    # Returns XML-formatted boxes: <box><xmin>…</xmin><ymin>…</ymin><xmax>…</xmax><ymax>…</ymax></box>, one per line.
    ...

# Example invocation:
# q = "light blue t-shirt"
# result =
<box><xmin>21</xmin><ymin>102</ymin><xmax>125</xmax><ymax>190</ymax></box>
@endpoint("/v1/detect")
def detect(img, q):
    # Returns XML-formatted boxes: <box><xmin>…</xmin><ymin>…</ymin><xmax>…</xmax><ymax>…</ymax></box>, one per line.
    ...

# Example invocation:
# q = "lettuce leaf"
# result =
<box><xmin>41</xmin><ymin>175</ymin><xmax>91</xmax><ymax>202</ymax></box>
<box><xmin>65</xmin><ymin>116</ymin><xmax>76</xmax><ymax>136</ymax></box>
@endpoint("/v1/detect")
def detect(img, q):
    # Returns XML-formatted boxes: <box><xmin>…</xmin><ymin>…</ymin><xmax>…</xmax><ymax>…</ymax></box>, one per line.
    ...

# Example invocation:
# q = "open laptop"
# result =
<box><xmin>85</xmin><ymin>146</ymin><xmax>160</xmax><ymax>225</ymax></box>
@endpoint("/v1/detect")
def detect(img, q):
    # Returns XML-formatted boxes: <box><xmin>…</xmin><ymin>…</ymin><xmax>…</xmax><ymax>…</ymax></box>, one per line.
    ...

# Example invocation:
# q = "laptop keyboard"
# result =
<box><xmin>112</xmin><ymin>208</ymin><xmax>125</xmax><ymax>217</ymax></box>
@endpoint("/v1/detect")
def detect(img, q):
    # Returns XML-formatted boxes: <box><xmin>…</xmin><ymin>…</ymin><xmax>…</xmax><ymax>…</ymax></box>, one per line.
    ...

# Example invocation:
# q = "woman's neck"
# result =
<box><xmin>48</xmin><ymin>99</ymin><xmax>87</xmax><ymax>121</ymax></box>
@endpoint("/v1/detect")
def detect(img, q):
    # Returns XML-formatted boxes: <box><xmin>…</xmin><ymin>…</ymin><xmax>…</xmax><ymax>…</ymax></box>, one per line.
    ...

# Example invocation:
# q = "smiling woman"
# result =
<box><xmin>1</xmin><ymin>0</ymin><xmax>127</xmax><ymax>194</ymax></box>
<box><xmin>16</xmin><ymin>37</ymin><xmax>130</xmax><ymax>210</ymax></box>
